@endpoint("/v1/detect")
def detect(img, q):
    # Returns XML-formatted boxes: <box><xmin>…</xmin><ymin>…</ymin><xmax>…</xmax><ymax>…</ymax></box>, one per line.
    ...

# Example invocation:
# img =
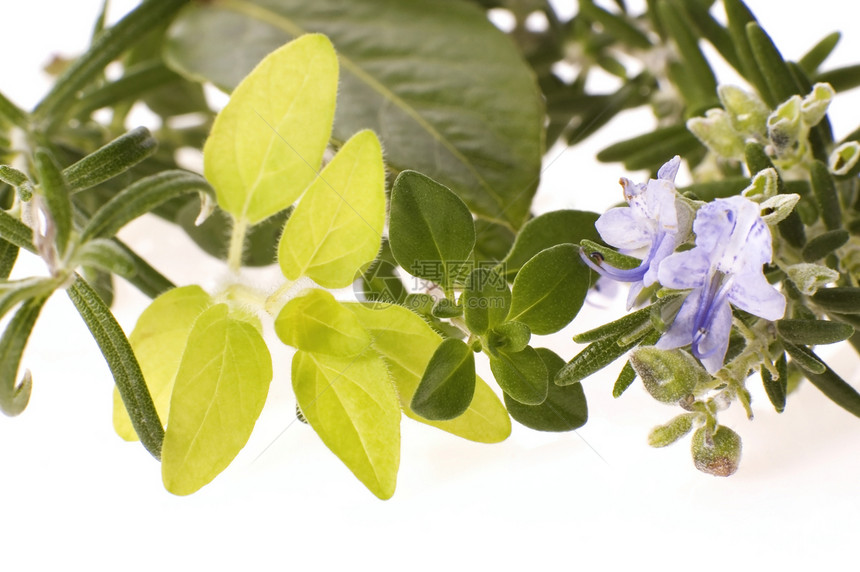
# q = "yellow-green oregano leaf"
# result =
<box><xmin>275</xmin><ymin>289</ymin><xmax>371</xmax><ymax>356</ymax></box>
<box><xmin>292</xmin><ymin>350</ymin><xmax>400</xmax><ymax>499</ymax></box>
<box><xmin>113</xmin><ymin>285</ymin><xmax>212</xmax><ymax>442</ymax></box>
<box><xmin>203</xmin><ymin>34</ymin><xmax>337</xmax><ymax>224</ymax></box>
<box><xmin>346</xmin><ymin>303</ymin><xmax>511</xmax><ymax>443</ymax></box>
<box><xmin>278</xmin><ymin>130</ymin><xmax>385</xmax><ymax>288</ymax></box>
<box><xmin>161</xmin><ymin>304</ymin><xmax>273</xmax><ymax>495</ymax></box>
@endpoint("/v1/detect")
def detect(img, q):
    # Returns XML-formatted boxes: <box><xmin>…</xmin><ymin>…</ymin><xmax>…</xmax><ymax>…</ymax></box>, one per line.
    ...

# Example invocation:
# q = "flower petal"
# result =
<box><xmin>728</xmin><ymin>270</ymin><xmax>786</xmax><ymax>320</ymax></box>
<box><xmin>657</xmin><ymin>249</ymin><xmax>710</xmax><ymax>290</ymax></box>
<box><xmin>656</xmin><ymin>292</ymin><xmax>699</xmax><ymax>350</ymax></box>
<box><xmin>696</xmin><ymin>298</ymin><xmax>732</xmax><ymax>374</ymax></box>
<box><xmin>657</xmin><ymin>155</ymin><xmax>681</xmax><ymax>181</ymax></box>
<box><xmin>595</xmin><ymin>206</ymin><xmax>652</xmax><ymax>251</ymax></box>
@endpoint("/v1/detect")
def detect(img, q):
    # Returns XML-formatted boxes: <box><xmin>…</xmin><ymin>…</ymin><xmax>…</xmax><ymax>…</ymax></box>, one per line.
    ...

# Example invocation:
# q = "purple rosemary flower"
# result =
<box><xmin>656</xmin><ymin>196</ymin><xmax>785</xmax><ymax>374</ymax></box>
<box><xmin>581</xmin><ymin>156</ymin><xmax>684</xmax><ymax>308</ymax></box>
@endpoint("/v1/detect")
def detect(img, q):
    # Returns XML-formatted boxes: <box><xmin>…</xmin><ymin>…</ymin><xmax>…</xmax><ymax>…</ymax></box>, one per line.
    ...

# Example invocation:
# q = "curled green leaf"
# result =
<box><xmin>0</xmin><ymin>296</ymin><xmax>47</xmax><ymax>416</ymax></box>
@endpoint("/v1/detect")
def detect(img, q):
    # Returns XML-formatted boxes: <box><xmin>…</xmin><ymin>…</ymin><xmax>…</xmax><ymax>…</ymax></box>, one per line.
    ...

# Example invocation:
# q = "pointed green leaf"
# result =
<box><xmin>113</xmin><ymin>285</ymin><xmax>212</xmax><ymax>442</ymax></box>
<box><xmin>802</xmin><ymin>348</ymin><xmax>860</xmax><ymax>418</ymax></box>
<box><xmin>389</xmin><ymin>170</ymin><xmax>475</xmax><ymax>288</ymax></box>
<box><xmin>292</xmin><ymin>350</ymin><xmax>400</xmax><ymax>499</ymax></box>
<box><xmin>275</xmin><ymin>289</ymin><xmax>371</xmax><ymax>356</ymax></box>
<box><xmin>346</xmin><ymin>303</ymin><xmax>510</xmax><ymax>443</ymax></box>
<box><xmin>556</xmin><ymin>325</ymin><xmax>653</xmax><ymax>386</ymax></box>
<box><xmin>724</xmin><ymin>0</ymin><xmax>770</xmax><ymax>104</ymax></box>
<box><xmin>0</xmin><ymin>239</ymin><xmax>18</xmax><ymax>280</ymax></box>
<box><xmin>0</xmin><ymin>297</ymin><xmax>47</xmax><ymax>416</ymax></box>
<box><xmin>278</xmin><ymin>130</ymin><xmax>385</xmax><ymax>288</ymax></box>
<box><xmin>411</xmin><ymin>338</ymin><xmax>476</xmax><ymax>421</ymax></box>
<box><xmin>462</xmin><ymin>267</ymin><xmax>510</xmax><ymax>335</ymax></box>
<box><xmin>811</xmin><ymin>287</ymin><xmax>860</xmax><ymax>314</ymax></box>
<box><xmin>203</xmin><ymin>33</ymin><xmax>338</xmax><ymax>224</ymax></box>
<box><xmin>501</xmin><ymin>210</ymin><xmax>600</xmax><ymax>279</ymax></box>
<box><xmin>778</xmin><ymin>319</ymin><xmax>854</xmax><ymax>346</ymax></box>
<box><xmin>161</xmin><ymin>304</ymin><xmax>272</xmax><ymax>495</ymax></box>
<box><xmin>34</xmin><ymin>148</ymin><xmax>72</xmax><ymax>256</ymax></box>
<box><xmin>0</xmin><ymin>277</ymin><xmax>59</xmax><ymax>322</ymax></box>
<box><xmin>762</xmin><ymin>352</ymin><xmax>788</xmax><ymax>413</ymax></box>
<box><xmin>489</xmin><ymin>345</ymin><xmax>548</xmax><ymax>406</ymax></box>
<box><xmin>573</xmin><ymin>304</ymin><xmax>652</xmax><ymax>343</ymax></box>
<box><xmin>73</xmin><ymin>238</ymin><xmax>136</xmax><ymax>278</ymax></box>
<box><xmin>68</xmin><ymin>276</ymin><xmax>163</xmax><ymax>459</ymax></box>
<box><xmin>63</xmin><ymin>127</ymin><xmax>158</xmax><ymax>192</ymax></box>
<box><xmin>612</xmin><ymin>360</ymin><xmax>637</xmax><ymax>399</ymax></box>
<box><xmin>747</xmin><ymin>22</ymin><xmax>802</xmax><ymax>105</ymax></box>
<box><xmin>800</xmin><ymin>31</ymin><xmax>841</xmax><ymax>75</ymax></box>
<box><xmin>504</xmin><ymin>348</ymin><xmax>587</xmax><ymax>432</ymax></box>
<box><xmin>507</xmin><ymin>244</ymin><xmax>589</xmax><ymax>335</ymax></box>
<box><xmin>166</xmin><ymin>0</ymin><xmax>543</xmax><ymax>227</ymax></box>
<box><xmin>783</xmin><ymin>341</ymin><xmax>827</xmax><ymax>374</ymax></box>
<box><xmin>810</xmin><ymin>160</ymin><xmax>842</xmax><ymax>230</ymax></box>
<box><xmin>801</xmin><ymin>230</ymin><xmax>849</xmax><ymax>262</ymax></box>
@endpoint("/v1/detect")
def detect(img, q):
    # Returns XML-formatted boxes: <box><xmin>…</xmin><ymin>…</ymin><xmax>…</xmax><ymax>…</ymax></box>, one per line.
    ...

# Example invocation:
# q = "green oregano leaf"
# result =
<box><xmin>389</xmin><ymin>170</ymin><xmax>475</xmax><ymax>289</ymax></box>
<box><xmin>278</xmin><ymin>130</ymin><xmax>385</xmax><ymax>288</ymax></box>
<box><xmin>203</xmin><ymin>33</ymin><xmax>337</xmax><ymax>225</ymax></box>
<box><xmin>274</xmin><ymin>289</ymin><xmax>371</xmax><ymax>357</ymax></box>
<box><xmin>506</xmin><ymin>244</ymin><xmax>589</xmax><ymax>335</ymax></box>
<box><xmin>411</xmin><ymin>338</ymin><xmax>476</xmax><ymax>421</ymax></box>
<box><xmin>489</xmin><ymin>345</ymin><xmax>548</xmax><ymax>406</ymax></box>
<box><xmin>504</xmin><ymin>348</ymin><xmax>587</xmax><ymax>432</ymax></box>
<box><xmin>292</xmin><ymin>349</ymin><xmax>400</xmax><ymax>499</ymax></box>
<box><xmin>113</xmin><ymin>285</ymin><xmax>213</xmax><ymax>442</ymax></box>
<box><xmin>346</xmin><ymin>303</ymin><xmax>510</xmax><ymax>443</ymax></box>
<box><xmin>463</xmin><ymin>267</ymin><xmax>510</xmax><ymax>336</ymax></box>
<box><xmin>161</xmin><ymin>304</ymin><xmax>273</xmax><ymax>495</ymax></box>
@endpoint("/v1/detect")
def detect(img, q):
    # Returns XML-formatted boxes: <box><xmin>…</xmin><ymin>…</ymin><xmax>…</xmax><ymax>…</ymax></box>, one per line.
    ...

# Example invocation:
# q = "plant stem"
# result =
<box><xmin>227</xmin><ymin>216</ymin><xmax>248</xmax><ymax>273</ymax></box>
<box><xmin>33</xmin><ymin>0</ymin><xmax>190</xmax><ymax>128</ymax></box>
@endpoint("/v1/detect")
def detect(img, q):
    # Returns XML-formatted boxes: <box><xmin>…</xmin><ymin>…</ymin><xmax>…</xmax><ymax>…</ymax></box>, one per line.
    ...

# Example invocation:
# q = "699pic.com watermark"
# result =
<box><xmin>353</xmin><ymin>259</ymin><xmax>509</xmax><ymax>310</ymax></box>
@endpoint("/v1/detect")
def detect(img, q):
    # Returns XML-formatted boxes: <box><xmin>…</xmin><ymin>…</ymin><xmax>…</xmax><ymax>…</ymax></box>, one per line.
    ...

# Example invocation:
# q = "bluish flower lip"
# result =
<box><xmin>580</xmin><ymin>231</ymin><xmax>668</xmax><ymax>283</ymax></box>
<box><xmin>690</xmin><ymin>271</ymin><xmax>732</xmax><ymax>360</ymax></box>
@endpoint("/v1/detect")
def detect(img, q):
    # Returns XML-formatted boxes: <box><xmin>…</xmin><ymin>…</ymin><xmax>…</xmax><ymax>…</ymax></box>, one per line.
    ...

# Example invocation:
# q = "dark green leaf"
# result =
<box><xmin>71</xmin><ymin>62</ymin><xmax>182</xmax><ymax>119</ymax></box>
<box><xmin>580</xmin><ymin>239</ymin><xmax>642</xmax><ymax>270</ymax></box>
<box><xmin>63</xmin><ymin>127</ymin><xmax>158</xmax><ymax>192</ymax></box>
<box><xmin>81</xmin><ymin>170</ymin><xmax>212</xmax><ymax>241</ymax></box>
<box><xmin>778</xmin><ymin>319</ymin><xmax>854</xmax><ymax>345</ymax></box>
<box><xmin>67</xmin><ymin>275</ymin><xmax>164</xmax><ymax>459</ymax></box>
<box><xmin>463</xmin><ymin>267</ymin><xmax>510</xmax><ymax>335</ymax></box>
<box><xmin>0</xmin><ymin>165</ymin><xmax>34</xmax><ymax>201</ymax></box>
<box><xmin>357</xmin><ymin>240</ymin><xmax>407</xmax><ymax>305</ymax></box>
<box><xmin>761</xmin><ymin>352</ymin><xmax>788</xmax><ymax>413</ymax></box>
<box><xmin>431</xmin><ymin>298</ymin><xmax>462</xmax><ymax>319</ymax></box>
<box><xmin>0</xmin><ymin>296</ymin><xmax>47</xmax><ymax>416</ymax></box>
<box><xmin>573</xmin><ymin>304</ymin><xmax>652</xmax><ymax>343</ymax></box>
<box><xmin>165</xmin><ymin>0</ymin><xmax>544</xmax><ymax>228</ymax></box>
<box><xmin>679</xmin><ymin>177</ymin><xmax>750</xmax><ymax>201</ymax></box>
<box><xmin>815</xmin><ymin>65</ymin><xmax>860</xmax><ymax>94</ymax></box>
<box><xmin>112</xmin><ymin>240</ymin><xmax>175</xmax><ymax>298</ymax></box>
<box><xmin>803</xmin><ymin>348</ymin><xmax>860</xmax><ymax>418</ymax></box>
<box><xmin>473</xmin><ymin>219</ymin><xmax>515</xmax><ymax>263</ymax></box>
<box><xmin>506</xmin><ymin>244</ymin><xmax>588</xmax><ymax>335</ymax></box>
<box><xmin>799</xmin><ymin>31</ymin><xmax>841</xmax><ymax>74</ymax></box>
<box><xmin>679</xmin><ymin>0</ymin><xmax>742</xmax><ymax>73</ymax></box>
<box><xmin>0</xmin><ymin>88</ymin><xmax>28</xmax><ymax>129</ymax></box>
<box><xmin>73</xmin><ymin>239</ymin><xmax>136</xmax><ymax>278</ymax></box>
<box><xmin>597</xmin><ymin>124</ymin><xmax>699</xmax><ymax>165</ymax></box>
<box><xmin>811</xmin><ymin>287</ymin><xmax>860</xmax><ymax>314</ymax></box>
<box><xmin>810</xmin><ymin>159</ymin><xmax>842</xmax><ymax>230</ymax></box>
<box><xmin>33</xmin><ymin>0</ymin><xmax>190</xmax><ymax>126</ymax></box>
<box><xmin>389</xmin><ymin>171</ymin><xmax>475</xmax><ymax>288</ymax></box>
<box><xmin>411</xmin><ymin>338</ymin><xmax>476</xmax><ymax>421</ymax></box>
<box><xmin>556</xmin><ymin>324</ymin><xmax>653</xmax><ymax>386</ymax></box>
<box><xmin>783</xmin><ymin>341</ymin><xmax>826</xmax><ymax>374</ymax></box>
<box><xmin>34</xmin><ymin>148</ymin><xmax>72</xmax><ymax>256</ymax></box>
<box><xmin>801</xmin><ymin>230</ymin><xmax>849</xmax><ymax>262</ymax></box>
<box><xmin>489</xmin><ymin>345</ymin><xmax>548</xmax><ymax>405</ymax></box>
<box><xmin>504</xmin><ymin>348</ymin><xmax>587</xmax><ymax>432</ymax></box>
<box><xmin>0</xmin><ymin>239</ymin><xmax>18</xmax><ymax>279</ymax></box>
<box><xmin>487</xmin><ymin>321</ymin><xmax>531</xmax><ymax>354</ymax></box>
<box><xmin>0</xmin><ymin>209</ymin><xmax>35</xmax><ymax>252</ymax></box>
<box><xmin>612</xmin><ymin>360</ymin><xmax>637</xmax><ymax>398</ymax></box>
<box><xmin>565</xmin><ymin>73</ymin><xmax>654</xmax><ymax>144</ymax></box>
<box><xmin>657</xmin><ymin>0</ymin><xmax>718</xmax><ymax>112</ymax></box>
<box><xmin>578</xmin><ymin>0</ymin><xmax>652</xmax><ymax>49</ymax></box>
<box><xmin>502</xmin><ymin>210</ymin><xmax>600</xmax><ymax>279</ymax></box>
<box><xmin>723</xmin><ymin>0</ymin><xmax>769</xmax><ymax>103</ymax></box>
<box><xmin>747</xmin><ymin>22</ymin><xmax>802</xmax><ymax>106</ymax></box>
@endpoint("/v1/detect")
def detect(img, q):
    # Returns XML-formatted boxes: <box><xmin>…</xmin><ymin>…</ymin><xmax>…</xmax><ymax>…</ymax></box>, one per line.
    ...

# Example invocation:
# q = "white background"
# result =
<box><xmin>2</xmin><ymin>1</ymin><xmax>860</xmax><ymax>570</ymax></box>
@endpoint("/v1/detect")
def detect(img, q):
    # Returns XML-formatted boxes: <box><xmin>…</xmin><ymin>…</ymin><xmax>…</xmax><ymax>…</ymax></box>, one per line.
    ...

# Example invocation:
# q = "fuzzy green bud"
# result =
<box><xmin>828</xmin><ymin>141</ymin><xmax>860</xmax><ymax>177</ymax></box>
<box><xmin>717</xmin><ymin>85</ymin><xmax>770</xmax><ymax>137</ymax></box>
<box><xmin>800</xmin><ymin>83</ymin><xmax>834</xmax><ymax>127</ymax></box>
<box><xmin>687</xmin><ymin>109</ymin><xmax>746</xmax><ymax>160</ymax></box>
<box><xmin>630</xmin><ymin>346</ymin><xmax>710</xmax><ymax>404</ymax></box>
<box><xmin>767</xmin><ymin>95</ymin><xmax>803</xmax><ymax>155</ymax></box>
<box><xmin>742</xmin><ymin>168</ymin><xmax>779</xmax><ymax>201</ymax></box>
<box><xmin>759</xmin><ymin>193</ymin><xmax>801</xmax><ymax>226</ymax></box>
<box><xmin>647</xmin><ymin>413</ymin><xmax>697</xmax><ymax>448</ymax></box>
<box><xmin>691</xmin><ymin>425</ymin><xmax>742</xmax><ymax>477</ymax></box>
